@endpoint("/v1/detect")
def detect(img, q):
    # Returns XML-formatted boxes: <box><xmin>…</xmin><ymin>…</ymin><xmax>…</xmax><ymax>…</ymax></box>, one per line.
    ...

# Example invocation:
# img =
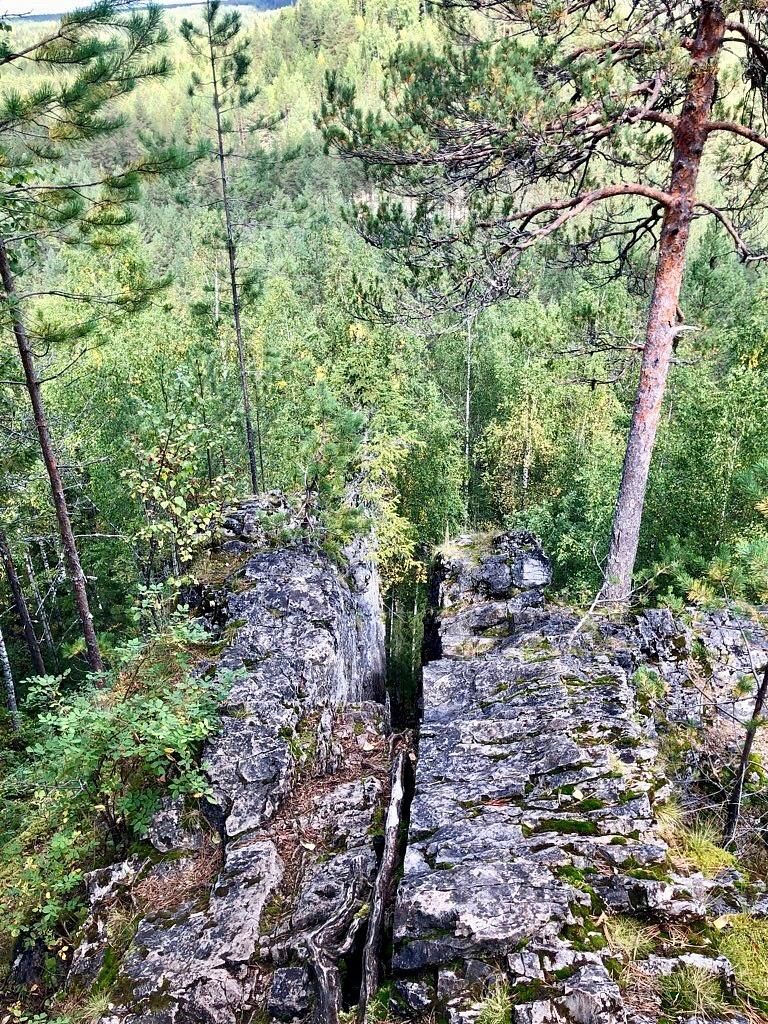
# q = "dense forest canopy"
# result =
<box><xmin>0</xmin><ymin>0</ymin><xmax>765</xmax><ymax>674</ymax></box>
<box><xmin>1</xmin><ymin>0</ymin><xmax>768</xmax><ymax>1002</ymax></box>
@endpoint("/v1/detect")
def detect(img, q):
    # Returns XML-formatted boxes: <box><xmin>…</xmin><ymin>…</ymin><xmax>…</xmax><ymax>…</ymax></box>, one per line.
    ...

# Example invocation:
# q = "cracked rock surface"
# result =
<box><xmin>390</xmin><ymin>533</ymin><xmax>768</xmax><ymax>1024</ymax></box>
<box><xmin>70</xmin><ymin>497</ymin><xmax>388</xmax><ymax>1024</ymax></box>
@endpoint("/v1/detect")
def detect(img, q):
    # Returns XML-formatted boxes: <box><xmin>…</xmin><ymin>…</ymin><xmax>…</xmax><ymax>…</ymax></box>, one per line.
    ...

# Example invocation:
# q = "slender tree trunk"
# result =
<box><xmin>195</xmin><ymin>356</ymin><xmax>214</xmax><ymax>486</ymax></box>
<box><xmin>521</xmin><ymin>392</ymin><xmax>533</xmax><ymax>512</ymax></box>
<box><xmin>0</xmin><ymin>240</ymin><xmax>103</xmax><ymax>672</ymax></box>
<box><xmin>207</xmin><ymin>20</ymin><xmax>260</xmax><ymax>495</ymax></box>
<box><xmin>39</xmin><ymin>539</ymin><xmax>64</xmax><ymax>631</ymax></box>
<box><xmin>723</xmin><ymin>663</ymin><xmax>768</xmax><ymax>849</ymax></box>
<box><xmin>213</xmin><ymin>263</ymin><xmax>221</xmax><ymax>325</ymax></box>
<box><xmin>25</xmin><ymin>548</ymin><xmax>55</xmax><ymax>660</ymax></box>
<box><xmin>600</xmin><ymin>3</ymin><xmax>726</xmax><ymax>603</ymax></box>
<box><xmin>358</xmin><ymin>744</ymin><xmax>408</xmax><ymax>1023</ymax></box>
<box><xmin>255</xmin><ymin>394</ymin><xmax>266</xmax><ymax>490</ymax></box>
<box><xmin>410</xmin><ymin>587</ymin><xmax>419</xmax><ymax>679</ymax></box>
<box><xmin>0</xmin><ymin>623</ymin><xmax>20</xmax><ymax>732</ymax></box>
<box><xmin>463</xmin><ymin>316</ymin><xmax>473</xmax><ymax>523</ymax></box>
<box><xmin>0</xmin><ymin>528</ymin><xmax>46</xmax><ymax>676</ymax></box>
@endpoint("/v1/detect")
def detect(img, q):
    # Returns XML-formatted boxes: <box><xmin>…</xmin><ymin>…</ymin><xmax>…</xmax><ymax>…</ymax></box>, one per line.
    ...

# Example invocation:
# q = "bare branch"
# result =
<box><xmin>696</xmin><ymin>200</ymin><xmax>768</xmax><ymax>262</ymax></box>
<box><xmin>707</xmin><ymin>118</ymin><xmax>768</xmax><ymax>150</ymax></box>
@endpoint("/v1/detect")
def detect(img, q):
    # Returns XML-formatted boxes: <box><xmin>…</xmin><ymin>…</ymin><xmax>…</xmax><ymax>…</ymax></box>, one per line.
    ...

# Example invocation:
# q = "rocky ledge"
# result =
<box><xmin>66</xmin><ymin>496</ymin><xmax>392</xmax><ymax>1024</ymax></box>
<box><xmin>389</xmin><ymin>533</ymin><xmax>768</xmax><ymax>1024</ymax></box>
<box><xmin>54</xmin><ymin>520</ymin><xmax>768</xmax><ymax>1024</ymax></box>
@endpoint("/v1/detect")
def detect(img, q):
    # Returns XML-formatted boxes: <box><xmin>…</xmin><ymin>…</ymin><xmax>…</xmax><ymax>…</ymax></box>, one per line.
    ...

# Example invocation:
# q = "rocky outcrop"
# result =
<box><xmin>62</xmin><ymin>520</ymin><xmax>768</xmax><ymax>1024</ymax></box>
<box><xmin>68</xmin><ymin>497</ymin><xmax>390</xmax><ymax>1024</ymax></box>
<box><xmin>389</xmin><ymin>534</ymin><xmax>768</xmax><ymax>1024</ymax></box>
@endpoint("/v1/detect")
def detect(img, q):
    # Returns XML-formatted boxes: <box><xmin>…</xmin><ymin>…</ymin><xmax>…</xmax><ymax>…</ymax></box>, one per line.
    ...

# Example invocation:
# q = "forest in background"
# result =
<box><xmin>2</xmin><ymin>0</ymin><xmax>767</xmax><ymax>687</ymax></box>
<box><xmin>1</xmin><ymin>0</ymin><xmax>768</xmax><ymax>991</ymax></box>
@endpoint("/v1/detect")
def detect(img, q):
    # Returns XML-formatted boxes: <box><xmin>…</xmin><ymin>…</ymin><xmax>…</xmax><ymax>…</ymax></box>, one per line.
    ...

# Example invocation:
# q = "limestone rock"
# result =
<box><xmin>64</xmin><ymin>497</ymin><xmax>387</xmax><ymax>1024</ymax></box>
<box><xmin>268</xmin><ymin>967</ymin><xmax>314</xmax><ymax>1021</ymax></box>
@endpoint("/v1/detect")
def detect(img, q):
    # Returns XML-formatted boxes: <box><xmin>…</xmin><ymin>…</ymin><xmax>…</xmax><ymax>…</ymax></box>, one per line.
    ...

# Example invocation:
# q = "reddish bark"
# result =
<box><xmin>601</xmin><ymin>1</ymin><xmax>726</xmax><ymax>603</ymax></box>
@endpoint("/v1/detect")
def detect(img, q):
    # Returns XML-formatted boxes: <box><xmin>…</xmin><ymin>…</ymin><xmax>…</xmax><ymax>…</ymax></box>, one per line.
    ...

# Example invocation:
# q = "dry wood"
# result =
<box><xmin>357</xmin><ymin>739</ymin><xmax>409</xmax><ymax>1023</ymax></box>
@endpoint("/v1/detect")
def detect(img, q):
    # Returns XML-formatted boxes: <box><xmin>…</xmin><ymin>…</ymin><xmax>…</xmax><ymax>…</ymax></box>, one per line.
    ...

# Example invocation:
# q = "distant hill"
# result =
<box><xmin>8</xmin><ymin>0</ymin><xmax>292</xmax><ymax>21</ymax></box>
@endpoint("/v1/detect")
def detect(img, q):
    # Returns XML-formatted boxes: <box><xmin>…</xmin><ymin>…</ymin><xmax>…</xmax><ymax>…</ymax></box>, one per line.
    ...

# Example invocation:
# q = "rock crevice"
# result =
<box><xmin>390</xmin><ymin>533</ymin><xmax>767</xmax><ymax>1024</ymax></box>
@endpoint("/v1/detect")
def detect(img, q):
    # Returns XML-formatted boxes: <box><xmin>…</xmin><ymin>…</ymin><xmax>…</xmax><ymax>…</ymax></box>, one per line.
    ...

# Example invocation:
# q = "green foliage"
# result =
<box><xmin>477</xmin><ymin>980</ymin><xmax>511</xmax><ymax>1024</ymax></box>
<box><xmin>0</xmin><ymin>619</ymin><xmax>234</xmax><ymax>947</ymax></box>
<box><xmin>122</xmin><ymin>412</ymin><xmax>236</xmax><ymax>577</ymax></box>
<box><xmin>632</xmin><ymin>667</ymin><xmax>667</xmax><ymax>714</ymax></box>
<box><xmin>2</xmin><ymin>8</ymin><xmax>768</xmax><ymax>997</ymax></box>
<box><xmin>657</xmin><ymin>966</ymin><xmax>729</xmax><ymax>1018</ymax></box>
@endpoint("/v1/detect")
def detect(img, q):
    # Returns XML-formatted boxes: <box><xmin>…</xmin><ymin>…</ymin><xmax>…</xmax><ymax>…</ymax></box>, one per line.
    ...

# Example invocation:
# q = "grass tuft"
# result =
<box><xmin>658</xmin><ymin>965</ymin><xmax>729</xmax><ymax>1019</ymax></box>
<box><xmin>477</xmin><ymin>979</ymin><xmax>512</xmax><ymax>1024</ymax></box>
<box><xmin>604</xmin><ymin>915</ymin><xmax>657</xmax><ymax>961</ymax></box>
<box><xmin>719</xmin><ymin>915</ymin><xmax>768</xmax><ymax>1011</ymax></box>
<box><xmin>657</xmin><ymin>803</ymin><xmax>735</xmax><ymax>877</ymax></box>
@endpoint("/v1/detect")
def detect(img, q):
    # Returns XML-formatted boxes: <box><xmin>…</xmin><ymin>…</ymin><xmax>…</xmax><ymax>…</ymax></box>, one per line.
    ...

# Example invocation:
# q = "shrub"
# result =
<box><xmin>0</xmin><ymin>620</ymin><xmax>237</xmax><ymax>949</ymax></box>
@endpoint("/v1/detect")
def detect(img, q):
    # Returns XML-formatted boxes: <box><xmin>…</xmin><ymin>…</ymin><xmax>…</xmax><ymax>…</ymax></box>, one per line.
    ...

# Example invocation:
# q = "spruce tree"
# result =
<box><xmin>321</xmin><ymin>0</ymin><xmax>768</xmax><ymax>602</ymax></box>
<box><xmin>0</xmin><ymin>1</ymin><xmax>192</xmax><ymax>671</ymax></box>
<box><xmin>181</xmin><ymin>0</ymin><xmax>264</xmax><ymax>495</ymax></box>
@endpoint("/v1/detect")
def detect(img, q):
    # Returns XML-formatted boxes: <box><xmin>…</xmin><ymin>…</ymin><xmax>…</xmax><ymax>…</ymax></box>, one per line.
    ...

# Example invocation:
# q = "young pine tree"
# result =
<box><xmin>321</xmin><ymin>0</ymin><xmax>768</xmax><ymax>603</ymax></box>
<box><xmin>0</xmin><ymin>1</ymin><xmax>193</xmax><ymax>671</ymax></box>
<box><xmin>181</xmin><ymin>1</ymin><xmax>265</xmax><ymax>495</ymax></box>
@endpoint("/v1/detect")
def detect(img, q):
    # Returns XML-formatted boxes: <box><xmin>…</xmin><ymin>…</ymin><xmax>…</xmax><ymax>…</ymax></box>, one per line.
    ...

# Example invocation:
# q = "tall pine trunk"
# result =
<box><xmin>0</xmin><ymin>623</ymin><xmax>20</xmax><ymax>732</ymax></box>
<box><xmin>0</xmin><ymin>528</ymin><xmax>46</xmax><ymax>676</ymax></box>
<box><xmin>208</xmin><ymin>19</ymin><xmax>261</xmax><ymax>495</ymax></box>
<box><xmin>601</xmin><ymin>3</ymin><xmax>725</xmax><ymax>603</ymax></box>
<box><xmin>463</xmin><ymin>316</ymin><xmax>473</xmax><ymax>521</ymax></box>
<box><xmin>0</xmin><ymin>240</ymin><xmax>103</xmax><ymax>672</ymax></box>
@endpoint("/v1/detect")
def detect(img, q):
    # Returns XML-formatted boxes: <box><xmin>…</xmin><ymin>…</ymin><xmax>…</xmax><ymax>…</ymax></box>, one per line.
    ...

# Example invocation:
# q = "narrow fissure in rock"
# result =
<box><xmin>50</xmin><ymin>514</ymin><xmax>768</xmax><ymax>1024</ymax></box>
<box><xmin>387</xmin><ymin>531</ymin><xmax>768</xmax><ymax>1024</ymax></box>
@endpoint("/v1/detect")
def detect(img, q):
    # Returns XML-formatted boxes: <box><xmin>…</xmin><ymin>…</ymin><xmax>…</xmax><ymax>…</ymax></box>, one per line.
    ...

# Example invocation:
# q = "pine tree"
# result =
<box><xmin>181</xmin><ymin>0</ymin><xmax>265</xmax><ymax>495</ymax></box>
<box><xmin>321</xmin><ymin>0</ymin><xmax>768</xmax><ymax>602</ymax></box>
<box><xmin>0</xmin><ymin>527</ymin><xmax>45</xmax><ymax>677</ymax></box>
<box><xmin>0</xmin><ymin>1</ymin><xmax>193</xmax><ymax>670</ymax></box>
<box><xmin>723</xmin><ymin>662</ymin><xmax>768</xmax><ymax>848</ymax></box>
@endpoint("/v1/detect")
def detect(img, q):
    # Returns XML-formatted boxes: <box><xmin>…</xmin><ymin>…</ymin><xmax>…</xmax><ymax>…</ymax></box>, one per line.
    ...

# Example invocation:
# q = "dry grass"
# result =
<box><xmin>257</xmin><ymin>708</ymin><xmax>391</xmax><ymax>935</ymax></box>
<box><xmin>620</xmin><ymin>961</ymin><xmax>664</xmax><ymax>1017</ymax></box>
<box><xmin>133</xmin><ymin>834</ymin><xmax>223</xmax><ymax>912</ymax></box>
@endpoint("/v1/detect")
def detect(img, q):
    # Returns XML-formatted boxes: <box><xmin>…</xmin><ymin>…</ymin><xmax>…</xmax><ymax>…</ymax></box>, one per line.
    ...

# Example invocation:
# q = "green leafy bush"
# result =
<box><xmin>0</xmin><ymin>620</ymin><xmax>234</xmax><ymax>949</ymax></box>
